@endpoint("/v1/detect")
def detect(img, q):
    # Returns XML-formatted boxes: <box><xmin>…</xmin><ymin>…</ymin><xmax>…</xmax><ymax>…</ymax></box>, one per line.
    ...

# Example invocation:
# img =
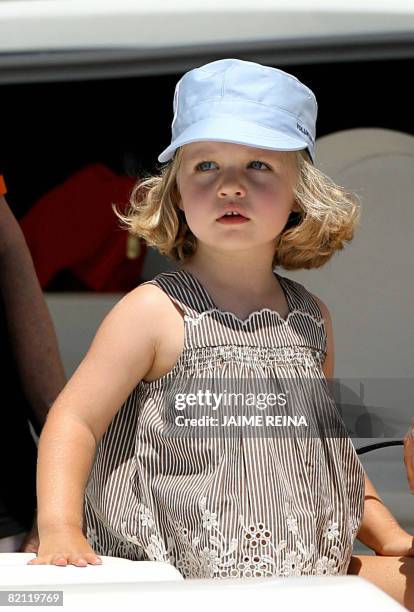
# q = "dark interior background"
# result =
<box><xmin>0</xmin><ymin>56</ymin><xmax>412</xmax><ymax>290</ymax></box>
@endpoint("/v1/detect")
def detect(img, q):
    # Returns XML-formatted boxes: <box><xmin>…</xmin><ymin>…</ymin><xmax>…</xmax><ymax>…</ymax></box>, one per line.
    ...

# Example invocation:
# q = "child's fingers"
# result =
<box><xmin>26</xmin><ymin>553</ymin><xmax>102</xmax><ymax>566</ymax></box>
<box><xmin>26</xmin><ymin>556</ymin><xmax>67</xmax><ymax>566</ymax></box>
<box><xmin>403</xmin><ymin>434</ymin><xmax>414</xmax><ymax>493</ymax></box>
<box><xmin>70</xmin><ymin>553</ymin><xmax>102</xmax><ymax>566</ymax></box>
<box><xmin>84</xmin><ymin>552</ymin><xmax>102</xmax><ymax>564</ymax></box>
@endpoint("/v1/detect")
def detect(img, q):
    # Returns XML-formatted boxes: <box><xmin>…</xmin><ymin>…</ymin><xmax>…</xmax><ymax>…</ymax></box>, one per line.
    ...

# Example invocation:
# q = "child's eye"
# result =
<box><xmin>195</xmin><ymin>161</ymin><xmax>215</xmax><ymax>171</ymax></box>
<box><xmin>250</xmin><ymin>161</ymin><xmax>269</xmax><ymax>170</ymax></box>
<box><xmin>195</xmin><ymin>160</ymin><xmax>270</xmax><ymax>171</ymax></box>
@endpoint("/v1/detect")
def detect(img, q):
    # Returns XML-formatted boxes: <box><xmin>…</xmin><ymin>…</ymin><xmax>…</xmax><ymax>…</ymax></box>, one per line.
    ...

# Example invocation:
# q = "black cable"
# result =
<box><xmin>356</xmin><ymin>440</ymin><xmax>404</xmax><ymax>455</ymax></box>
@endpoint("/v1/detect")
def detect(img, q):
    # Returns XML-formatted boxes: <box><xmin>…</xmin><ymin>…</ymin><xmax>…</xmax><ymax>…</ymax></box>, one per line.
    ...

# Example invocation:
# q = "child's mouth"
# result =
<box><xmin>217</xmin><ymin>214</ymin><xmax>250</xmax><ymax>224</ymax></box>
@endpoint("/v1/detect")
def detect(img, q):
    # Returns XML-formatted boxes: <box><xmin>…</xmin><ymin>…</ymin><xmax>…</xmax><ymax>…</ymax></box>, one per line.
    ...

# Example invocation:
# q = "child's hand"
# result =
<box><xmin>26</xmin><ymin>526</ymin><xmax>102</xmax><ymax>566</ymax></box>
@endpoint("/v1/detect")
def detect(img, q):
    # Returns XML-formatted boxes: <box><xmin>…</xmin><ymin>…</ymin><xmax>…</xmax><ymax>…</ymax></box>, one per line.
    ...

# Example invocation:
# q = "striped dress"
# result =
<box><xmin>84</xmin><ymin>268</ymin><xmax>365</xmax><ymax>579</ymax></box>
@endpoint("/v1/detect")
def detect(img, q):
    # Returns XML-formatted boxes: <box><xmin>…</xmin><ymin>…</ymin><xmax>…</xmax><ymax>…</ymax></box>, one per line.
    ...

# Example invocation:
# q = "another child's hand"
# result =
<box><xmin>26</xmin><ymin>526</ymin><xmax>102</xmax><ymax>566</ymax></box>
<box><xmin>403</xmin><ymin>417</ymin><xmax>414</xmax><ymax>493</ymax></box>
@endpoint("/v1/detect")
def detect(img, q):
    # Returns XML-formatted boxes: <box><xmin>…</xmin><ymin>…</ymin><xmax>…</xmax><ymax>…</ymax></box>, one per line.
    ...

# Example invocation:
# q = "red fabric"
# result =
<box><xmin>0</xmin><ymin>175</ymin><xmax>7</xmax><ymax>196</ymax></box>
<box><xmin>20</xmin><ymin>164</ymin><xmax>147</xmax><ymax>292</ymax></box>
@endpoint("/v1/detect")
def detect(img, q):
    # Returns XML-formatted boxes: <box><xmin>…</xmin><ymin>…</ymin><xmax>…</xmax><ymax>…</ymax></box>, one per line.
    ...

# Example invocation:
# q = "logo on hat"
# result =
<box><xmin>296</xmin><ymin>122</ymin><xmax>314</xmax><ymax>143</ymax></box>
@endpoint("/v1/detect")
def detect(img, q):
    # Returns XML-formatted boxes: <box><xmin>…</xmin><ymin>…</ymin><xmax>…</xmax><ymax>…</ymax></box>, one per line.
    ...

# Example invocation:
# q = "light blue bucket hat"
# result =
<box><xmin>158</xmin><ymin>58</ymin><xmax>318</xmax><ymax>165</ymax></box>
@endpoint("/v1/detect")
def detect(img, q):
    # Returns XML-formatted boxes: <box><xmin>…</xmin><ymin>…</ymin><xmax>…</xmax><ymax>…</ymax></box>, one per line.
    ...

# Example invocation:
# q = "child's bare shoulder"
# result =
<box><xmin>113</xmin><ymin>281</ymin><xmax>183</xmax><ymax>347</ymax></box>
<box><xmin>114</xmin><ymin>282</ymin><xmax>184</xmax><ymax>383</ymax></box>
<box><xmin>87</xmin><ymin>283</ymin><xmax>167</xmax><ymax>364</ymax></box>
<box><xmin>118</xmin><ymin>281</ymin><xmax>182</xmax><ymax>320</ymax></box>
<box><xmin>119</xmin><ymin>282</ymin><xmax>169</xmax><ymax>310</ymax></box>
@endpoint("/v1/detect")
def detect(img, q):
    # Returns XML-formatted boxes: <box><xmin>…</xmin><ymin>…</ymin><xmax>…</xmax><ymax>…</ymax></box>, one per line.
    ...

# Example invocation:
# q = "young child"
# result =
<box><xmin>29</xmin><ymin>59</ymin><xmax>414</xmax><ymax>606</ymax></box>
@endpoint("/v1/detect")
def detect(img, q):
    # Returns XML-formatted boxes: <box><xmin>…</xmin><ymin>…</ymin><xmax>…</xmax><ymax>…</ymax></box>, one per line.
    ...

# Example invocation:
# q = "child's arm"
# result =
<box><xmin>312</xmin><ymin>292</ymin><xmax>414</xmax><ymax>556</ymax></box>
<box><xmin>27</xmin><ymin>284</ymin><xmax>162</xmax><ymax>566</ymax></box>
<box><xmin>356</xmin><ymin>476</ymin><xmax>414</xmax><ymax>556</ymax></box>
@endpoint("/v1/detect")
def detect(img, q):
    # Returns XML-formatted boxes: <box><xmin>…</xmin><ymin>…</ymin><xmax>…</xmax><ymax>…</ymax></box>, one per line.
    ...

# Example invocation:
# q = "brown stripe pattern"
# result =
<box><xmin>84</xmin><ymin>269</ymin><xmax>365</xmax><ymax>579</ymax></box>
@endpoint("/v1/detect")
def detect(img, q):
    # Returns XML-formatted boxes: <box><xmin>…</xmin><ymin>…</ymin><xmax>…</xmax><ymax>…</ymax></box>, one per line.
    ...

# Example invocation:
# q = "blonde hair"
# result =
<box><xmin>113</xmin><ymin>146</ymin><xmax>361</xmax><ymax>270</ymax></box>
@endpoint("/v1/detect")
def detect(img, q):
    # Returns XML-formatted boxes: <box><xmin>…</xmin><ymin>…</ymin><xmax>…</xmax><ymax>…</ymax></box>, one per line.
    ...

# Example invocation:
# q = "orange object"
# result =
<box><xmin>0</xmin><ymin>175</ymin><xmax>7</xmax><ymax>197</ymax></box>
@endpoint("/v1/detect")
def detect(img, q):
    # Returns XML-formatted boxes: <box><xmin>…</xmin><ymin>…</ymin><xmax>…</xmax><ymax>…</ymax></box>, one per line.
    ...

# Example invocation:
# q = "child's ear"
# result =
<box><xmin>291</xmin><ymin>200</ymin><xmax>302</xmax><ymax>214</ymax></box>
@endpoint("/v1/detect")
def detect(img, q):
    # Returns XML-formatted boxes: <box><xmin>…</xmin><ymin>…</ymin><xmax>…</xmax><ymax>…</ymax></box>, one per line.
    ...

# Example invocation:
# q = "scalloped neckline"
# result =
<box><xmin>179</xmin><ymin>268</ymin><xmax>299</xmax><ymax>326</ymax></box>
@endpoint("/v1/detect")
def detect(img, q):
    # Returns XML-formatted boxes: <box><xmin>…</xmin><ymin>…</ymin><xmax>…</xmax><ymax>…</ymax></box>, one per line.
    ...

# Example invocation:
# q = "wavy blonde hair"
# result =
<box><xmin>113</xmin><ymin>146</ymin><xmax>361</xmax><ymax>270</ymax></box>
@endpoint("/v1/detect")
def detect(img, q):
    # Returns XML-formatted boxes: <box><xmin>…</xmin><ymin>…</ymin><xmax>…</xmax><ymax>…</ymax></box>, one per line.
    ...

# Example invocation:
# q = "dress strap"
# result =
<box><xmin>276</xmin><ymin>272</ymin><xmax>324</xmax><ymax>322</ymax></box>
<box><xmin>276</xmin><ymin>272</ymin><xmax>327</xmax><ymax>355</ymax></box>
<box><xmin>139</xmin><ymin>269</ymin><xmax>213</xmax><ymax>319</ymax></box>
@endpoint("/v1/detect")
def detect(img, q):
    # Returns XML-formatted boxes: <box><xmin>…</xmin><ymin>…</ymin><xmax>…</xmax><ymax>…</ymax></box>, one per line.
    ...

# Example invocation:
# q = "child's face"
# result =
<box><xmin>176</xmin><ymin>141</ymin><xmax>300</xmax><ymax>255</ymax></box>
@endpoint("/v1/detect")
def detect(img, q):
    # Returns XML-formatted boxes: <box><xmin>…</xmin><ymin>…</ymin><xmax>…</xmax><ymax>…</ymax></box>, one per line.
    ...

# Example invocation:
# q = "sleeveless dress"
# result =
<box><xmin>84</xmin><ymin>268</ymin><xmax>365</xmax><ymax>579</ymax></box>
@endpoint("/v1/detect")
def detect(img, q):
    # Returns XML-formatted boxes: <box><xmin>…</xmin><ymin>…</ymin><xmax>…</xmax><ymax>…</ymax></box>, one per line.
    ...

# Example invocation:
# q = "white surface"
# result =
<box><xmin>0</xmin><ymin>0</ymin><xmax>413</xmax><ymax>53</ymax></box>
<box><xmin>0</xmin><ymin>553</ymin><xmax>183</xmax><ymax>582</ymax></box>
<box><xmin>0</xmin><ymin>569</ymin><xmax>405</xmax><ymax>612</ymax></box>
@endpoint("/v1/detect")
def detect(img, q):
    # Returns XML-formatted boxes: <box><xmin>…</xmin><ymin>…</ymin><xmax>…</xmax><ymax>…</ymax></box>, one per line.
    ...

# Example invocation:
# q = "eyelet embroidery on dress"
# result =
<box><xmin>86</xmin><ymin>522</ymin><xmax>146</xmax><ymax>560</ymax></box>
<box><xmin>348</xmin><ymin>515</ymin><xmax>362</xmax><ymax>539</ymax></box>
<box><xmin>86</xmin><ymin>527</ymin><xmax>105</xmax><ymax>553</ymax></box>
<box><xmin>138</xmin><ymin>506</ymin><xmax>155</xmax><ymax>529</ymax></box>
<box><xmin>130</xmin><ymin>497</ymin><xmax>347</xmax><ymax>579</ymax></box>
<box><xmin>184</xmin><ymin>308</ymin><xmax>325</xmax><ymax>329</ymax></box>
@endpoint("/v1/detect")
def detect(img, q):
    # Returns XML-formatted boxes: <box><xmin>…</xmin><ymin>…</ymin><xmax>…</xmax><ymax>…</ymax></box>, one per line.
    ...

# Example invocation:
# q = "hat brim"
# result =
<box><xmin>157</xmin><ymin>116</ymin><xmax>314</xmax><ymax>164</ymax></box>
